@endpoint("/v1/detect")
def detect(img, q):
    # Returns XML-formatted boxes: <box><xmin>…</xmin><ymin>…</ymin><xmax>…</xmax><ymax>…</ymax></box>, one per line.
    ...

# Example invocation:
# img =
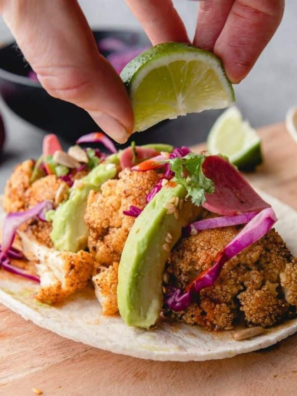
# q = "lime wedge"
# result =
<box><xmin>121</xmin><ymin>43</ymin><xmax>235</xmax><ymax>132</ymax></box>
<box><xmin>207</xmin><ymin>107</ymin><xmax>263</xmax><ymax>170</ymax></box>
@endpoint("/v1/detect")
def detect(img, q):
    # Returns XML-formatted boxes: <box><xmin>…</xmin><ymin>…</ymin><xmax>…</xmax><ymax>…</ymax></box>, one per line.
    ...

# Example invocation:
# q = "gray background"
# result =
<box><xmin>0</xmin><ymin>0</ymin><xmax>297</xmax><ymax>189</ymax></box>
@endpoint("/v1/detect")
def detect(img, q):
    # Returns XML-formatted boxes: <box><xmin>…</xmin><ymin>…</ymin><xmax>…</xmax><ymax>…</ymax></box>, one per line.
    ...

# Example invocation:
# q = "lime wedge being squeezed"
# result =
<box><xmin>121</xmin><ymin>42</ymin><xmax>235</xmax><ymax>132</ymax></box>
<box><xmin>207</xmin><ymin>106</ymin><xmax>263</xmax><ymax>170</ymax></box>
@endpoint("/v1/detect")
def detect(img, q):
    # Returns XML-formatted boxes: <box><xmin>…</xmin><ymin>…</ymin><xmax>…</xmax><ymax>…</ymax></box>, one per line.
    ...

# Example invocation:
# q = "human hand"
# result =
<box><xmin>126</xmin><ymin>0</ymin><xmax>285</xmax><ymax>83</ymax></box>
<box><xmin>0</xmin><ymin>0</ymin><xmax>134</xmax><ymax>143</ymax></box>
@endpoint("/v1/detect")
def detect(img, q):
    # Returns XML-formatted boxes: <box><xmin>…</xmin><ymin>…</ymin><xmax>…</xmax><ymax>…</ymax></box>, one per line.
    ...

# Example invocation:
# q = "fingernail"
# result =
<box><xmin>92</xmin><ymin>112</ymin><xmax>129</xmax><ymax>144</ymax></box>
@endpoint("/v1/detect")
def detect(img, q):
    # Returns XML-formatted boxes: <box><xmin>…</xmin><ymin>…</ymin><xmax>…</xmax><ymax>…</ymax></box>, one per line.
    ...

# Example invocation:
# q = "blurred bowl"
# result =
<box><xmin>0</xmin><ymin>30</ymin><xmax>149</xmax><ymax>143</ymax></box>
<box><xmin>0</xmin><ymin>29</ymin><xmax>224</xmax><ymax>148</ymax></box>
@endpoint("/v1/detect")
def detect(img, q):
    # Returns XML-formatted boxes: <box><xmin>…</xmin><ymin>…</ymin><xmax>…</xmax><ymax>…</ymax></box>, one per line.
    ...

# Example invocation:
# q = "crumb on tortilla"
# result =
<box><xmin>32</xmin><ymin>388</ymin><xmax>43</xmax><ymax>395</ymax></box>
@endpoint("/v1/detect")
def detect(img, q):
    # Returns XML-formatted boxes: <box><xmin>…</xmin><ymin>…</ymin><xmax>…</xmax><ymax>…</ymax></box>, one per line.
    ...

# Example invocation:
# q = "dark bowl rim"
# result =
<box><xmin>0</xmin><ymin>28</ymin><xmax>147</xmax><ymax>88</ymax></box>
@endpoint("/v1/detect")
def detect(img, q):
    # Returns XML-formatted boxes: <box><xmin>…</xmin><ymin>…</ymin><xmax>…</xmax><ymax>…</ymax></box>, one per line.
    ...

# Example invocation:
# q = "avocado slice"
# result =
<box><xmin>117</xmin><ymin>182</ymin><xmax>201</xmax><ymax>328</ymax></box>
<box><xmin>50</xmin><ymin>155</ymin><xmax>119</xmax><ymax>252</ymax></box>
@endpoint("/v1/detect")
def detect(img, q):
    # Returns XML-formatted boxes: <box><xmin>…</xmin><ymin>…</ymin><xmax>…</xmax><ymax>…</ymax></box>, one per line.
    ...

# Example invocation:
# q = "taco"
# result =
<box><xmin>0</xmin><ymin>133</ymin><xmax>297</xmax><ymax>362</ymax></box>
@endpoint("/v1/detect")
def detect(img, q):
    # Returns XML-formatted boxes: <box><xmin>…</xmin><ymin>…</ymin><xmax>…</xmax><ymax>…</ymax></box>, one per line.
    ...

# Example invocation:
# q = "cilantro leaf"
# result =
<box><xmin>167</xmin><ymin>153</ymin><xmax>214</xmax><ymax>206</ymax></box>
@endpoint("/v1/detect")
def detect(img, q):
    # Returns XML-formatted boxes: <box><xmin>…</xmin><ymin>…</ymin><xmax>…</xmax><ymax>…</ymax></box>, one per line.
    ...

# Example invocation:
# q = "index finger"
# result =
<box><xmin>125</xmin><ymin>0</ymin><xmax>189</xmax><ymax>45</ymax></box>
<box><xmin>2</xmin><ymin>0</ymin><xmax>133</xmax><ymax>143</ymax></box>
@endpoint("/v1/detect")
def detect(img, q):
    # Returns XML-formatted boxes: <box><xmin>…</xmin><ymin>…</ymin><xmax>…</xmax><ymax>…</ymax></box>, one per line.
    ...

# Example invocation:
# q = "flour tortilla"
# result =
<box><xmin>0</xmin><ymin>192</ymin><xmax>297</xmax><ymax>362</ymax></box>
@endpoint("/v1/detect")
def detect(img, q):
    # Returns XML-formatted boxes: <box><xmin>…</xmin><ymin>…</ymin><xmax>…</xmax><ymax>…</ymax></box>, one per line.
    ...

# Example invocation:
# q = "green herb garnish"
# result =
<box><xmin>30</xmin><ymin>155</ymin><xmax>45</xmax><ymax>183</ymax></box>
<box><xmin>131</xmin><ymin>141</ymin><xmax>137</xmax><ymax>165</ymax></box>
<box><xmin>44</xmin><ymin>155</ymin><xmax>69</xmax><ymax>176</ymax></box>
<box><xmin>167</xmin><ymin>153</ymin><xmax>215</xmax><ymax>206</ymax></box>
<box><xmin>86</xmin><ymin>148</ymin><xmax>100</xmax><ymax>169</ymax></box>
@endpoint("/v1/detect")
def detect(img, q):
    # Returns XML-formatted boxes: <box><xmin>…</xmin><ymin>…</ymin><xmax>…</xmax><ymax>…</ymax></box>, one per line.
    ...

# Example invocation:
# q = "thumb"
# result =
<box><xmin>1</xmin><ymin>0</ymin><xmax>133</xmax><ymax>143</ymax></box>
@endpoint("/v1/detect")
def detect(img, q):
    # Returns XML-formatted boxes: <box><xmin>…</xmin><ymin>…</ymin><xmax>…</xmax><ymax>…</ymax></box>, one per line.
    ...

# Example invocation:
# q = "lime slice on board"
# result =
<box><xmin>207</xmin><ymin>106</ymin><xmax>263</xmax><ymax>170</ymax></box>
<box><xmin>121</xmin><ymin>43</ymin><xmax>235</xmax><ymax>133</ymax></box>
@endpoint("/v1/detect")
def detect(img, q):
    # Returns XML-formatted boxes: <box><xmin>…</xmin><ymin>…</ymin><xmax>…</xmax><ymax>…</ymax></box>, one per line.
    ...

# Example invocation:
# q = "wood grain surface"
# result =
<box><xmin>1</xmin><ymin>123</ymin><xmax>297</xmax><ymax>396</ymax></box>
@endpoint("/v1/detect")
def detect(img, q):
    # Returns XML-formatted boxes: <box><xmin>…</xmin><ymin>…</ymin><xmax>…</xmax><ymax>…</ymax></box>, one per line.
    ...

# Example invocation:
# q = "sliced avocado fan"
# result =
<box><xmin>50</xmin><ymin>154</ymin><xmax>119</xmax><ymax>252</ymax></box>
<box><xmin>117</xmin><ymin>182</ymin><xmax>200</xmax><ymax>329</ymax></box>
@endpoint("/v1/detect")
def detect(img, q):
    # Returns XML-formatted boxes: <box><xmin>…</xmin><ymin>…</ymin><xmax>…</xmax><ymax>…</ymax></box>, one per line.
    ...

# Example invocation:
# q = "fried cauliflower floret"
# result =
<box><xmin>19</xmin><ymin>230</ymin><xmax>93</xmax><ymax>303</ymax></box>
<box><xmin>167</xmin><ymin>227</ymin><xmax>239</xmax><ymax>288</ymax></box>
<box><xmin>4</xmin><ymin>165</ymin><xmax>69</xmax><ymax>248</ymax></box>
<box><xmin>36</xmin><ymin>250</ymin><xmax>93</xmax><ymax>304</ymax></box>
<box><xmin>22</xmin><ymin>220</ymin><xmax>54</xmax><ymax>249</ymax></box>
<box><xmin>165</xmin><ymin>227</ymin><xmax>242</xmax><ymax>330</ymax></box>
<box><xmin>280</xmin><ymin>259</ymin><xmax>297</xmax><ymax>306</ymax></box>
<box><xmin>165</xmin><ymin>227</ymin><xmax>295</xmax><ymax>331</ymax></box>
<box><xmin>24</xmin><ymin>175</ymin><xmax>68</xmax><ymax>209</ymax></box>
<box><xmin>93</xmin><ymin>262</ymin><xmax>119</xmax><ymax>315</ymax></box>
<box><xmin>85</xmin><ymin>168</ymin><xmax>160</xmax><ymax>268</ymax></box>
<box><xmin>20</xmin><ymin>175</ymin><xmax>69</xmax><ymax>248</ymax></box>
<box><xmin>254</xmin><ymin>229</ymin><xmax>292</xmax><ymax>283</ymax></box>
<box><xmin>238</xmin><ymin>282</ymin><xmax>290</xmax><ymax>327</ymax></box>
<box><xmin>4</xmin><ymin>160</ymin><xmax>34</xmax><ymax>213</ymax></box>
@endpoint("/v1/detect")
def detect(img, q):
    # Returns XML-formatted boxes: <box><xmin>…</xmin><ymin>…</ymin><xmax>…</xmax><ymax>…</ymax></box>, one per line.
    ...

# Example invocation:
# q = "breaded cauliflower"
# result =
<box><xmin>4</xmin><ymin>162</ymin><xmax>70</xmax><ymax>248</ymax></box>
<box><xmin>21</xmin><ymin>175</ymin><xmax>69</xmax><ymax>248</ymax></box>
<box><xmin>36</xmin><ymin>249</ymin><xmax>93</xmax><ymax>304</ymax></box>
<box><xmin>238</xmin><ymin>281</ymin><xmax>290</xmax><ymax>327</ymax></box>
<box><xmin>20</xmin><ymin>230</ymin><xmax>93</xmax><ymax>304</ymax></box>
<box><xmin>280</xmin><ymin>259</ymin><xmax>297</xmax><ymax>306</ymax></box>
<box><xmin>24</xmin><ymin>175</ymin><xmax>68</xmax><ymax>209</ymax></box>
<box><xmin>164</xmin><ymin>227</ymin><xmax>295</xmax><ymax>331</ymax></box>
<box><xmin>93</xmin><ymin>262</ymin><xmax>119</xmax><ymax>315</ymax></box>
<box><xmin>85</xmin><ymin>168</ymin><xmax>160</xmax><ymax>267</ymax></box>
<box><xmin>4</xmin><ymin>160</ymin><xmax>34</xmax><ymax>213</ymax></box>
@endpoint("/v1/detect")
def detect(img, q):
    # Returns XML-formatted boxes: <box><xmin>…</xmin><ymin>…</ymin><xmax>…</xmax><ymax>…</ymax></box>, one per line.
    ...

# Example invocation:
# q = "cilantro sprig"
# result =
<box><xmin>167</xmin><ymin>153</ymin><xmax>214</xmax><ymax>206</ymax></box>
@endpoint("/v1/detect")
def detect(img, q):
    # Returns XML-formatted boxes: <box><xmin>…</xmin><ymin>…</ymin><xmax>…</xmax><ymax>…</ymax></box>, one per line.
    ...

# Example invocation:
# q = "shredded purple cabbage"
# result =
<box><xmin>123</xmin><ymin>206</ymin><xmax>142</xmax><ymax>218</ymax></box>
<box><xmin>59</xmin><ymin>173</ymin><xmax>74</xmax><ymax>187</ymax></box>
<box><xmin>164</xmin><ymin>208</ymin><xmax>277</xmax><ymax>311</ymax></box>
<box><xmin>59</xmin><ymin>164</ymin><xmax>86</xmax><ymax>187</ymax></box>
<box><xmin>164</xmin><ymin>287</ymin><xmax>192</xmax><ymax>311</ymax></box>
<box><xmin>145</xmin><ymin>146</ymin><xmax>191</xmax><ymax>203</ymax></box>
<box><xmin>185</xmin><ymin>212</ymin><xmax>258</xmax><ymax>236</ymax></box>
<box><xmin>170</xmin><ymin>146</ymin><xmax>191</xmax><ymax>159</ymax></box>
<box><xmin>0</xmin><ymin>245</ymin><xmax>24</xmax><ymax>260</ymax></box>
<box><xmin>0</xmin><ymin>201</ymin><xmax>53</xmax><ymax>256</ymax></box>
<box><xmin>0</xmin><ymin>255</ymin><xmax>39</xmax><ymax>283</ymax></box>
<box><xmin>76</xmin><ymin>133</ymin><xmax>117</xmax><ymax>154</ymax></box>
<box><xmin>146</xmin><ymin>179</ymin><xmax>163</xmax><ymax>203</ymax></box>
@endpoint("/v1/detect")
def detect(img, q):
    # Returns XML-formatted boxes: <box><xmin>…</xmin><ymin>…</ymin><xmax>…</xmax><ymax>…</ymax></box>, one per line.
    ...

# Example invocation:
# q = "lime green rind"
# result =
<box><xmin>121</xmin><ymin>42</ymin><xmax>235</xmax><ymax>101</ymax></box>
<box><xmin>207</xmin><ymin>107</ymin><xmax>262</xmax><ymax>171</ymax></box>
<box><xmin>121</xmin><ymin>43</ymin><xmax>235</xmax><ymax>132</ymax></box>
<box><xmin>232</xmin><ymin>141</ymin><xmax>263</xmax><ymax>171</ymax></box>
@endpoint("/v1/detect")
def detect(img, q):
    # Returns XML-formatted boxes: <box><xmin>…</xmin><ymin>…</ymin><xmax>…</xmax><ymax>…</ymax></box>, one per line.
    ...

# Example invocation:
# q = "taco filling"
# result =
<box><xmin>1</xmin><ymin>134</ymin><xmax>297</xmax><ymax>339</ymax></box>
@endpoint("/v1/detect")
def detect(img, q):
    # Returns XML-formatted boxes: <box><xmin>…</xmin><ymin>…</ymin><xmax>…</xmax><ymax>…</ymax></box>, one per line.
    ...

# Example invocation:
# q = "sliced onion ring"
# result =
<box><xmin>164</xmin><ymin>208</ymin><xmax>277</xmax><ymax>311</ymax></box>
<box><xmin>76</xmin><ymin>133</ymin><xmax>117</xmax><ymax>154</ymax></box>
<box><xmin>0</xmin><ymin>201</ymin><xmax>53</xmax><ymax>256</ymax></box>
<box><xmin>185</xmin><ymin>212</ymin><xmax>258</xmax><ymax>236</ymax></box>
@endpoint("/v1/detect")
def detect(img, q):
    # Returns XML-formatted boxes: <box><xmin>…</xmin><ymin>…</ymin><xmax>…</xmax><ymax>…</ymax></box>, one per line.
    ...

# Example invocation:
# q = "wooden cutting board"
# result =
<box><xmin>1</xmin><ymin>123</ymin><xmax>297</xmax><ymax>396</ymax></box>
